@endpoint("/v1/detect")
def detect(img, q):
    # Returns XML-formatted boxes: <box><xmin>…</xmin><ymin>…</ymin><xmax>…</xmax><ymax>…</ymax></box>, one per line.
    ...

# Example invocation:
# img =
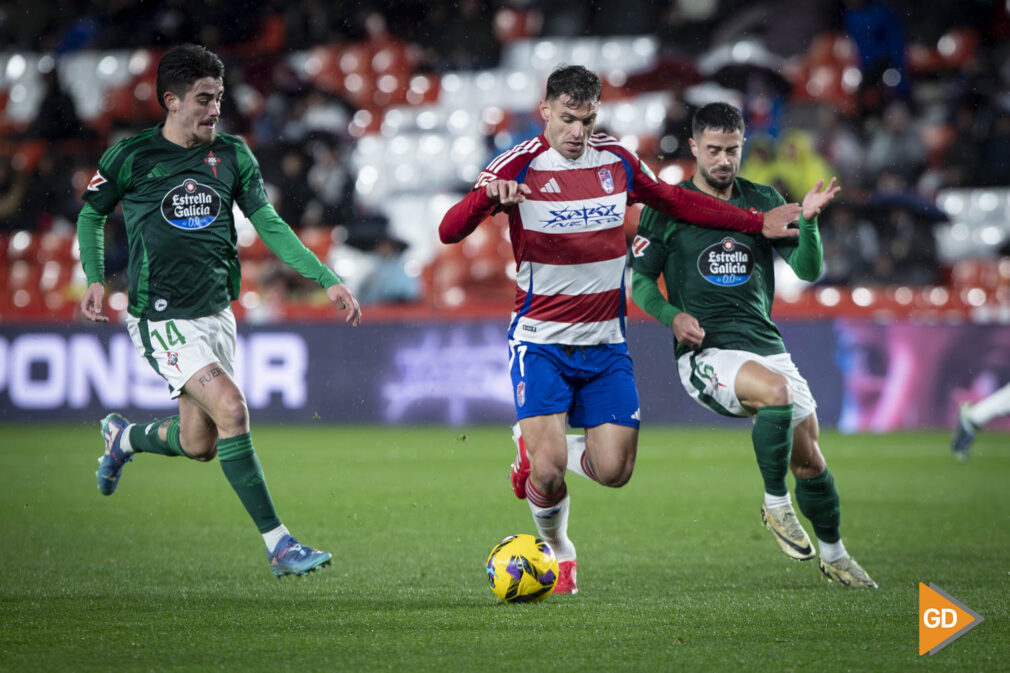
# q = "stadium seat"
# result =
<box><xmin>788</xmin><ymin>33</ymin><xmax>859</xmax><ymax>117</ymax></box>
<box><xmin>37</xmin><ymin>230</ymin><xmax>77</xmax><ymax>267</ymax></box>
<box><xmin>908</xmin><ymin>28</ymin><xmax>980</xmax><ymax>75</ymax></box>
<box><xmin>105</xmin><ymin>80</ymin><xmax>163</xmax><ymax>127</ymax></box>
<box><xmin>599</xmin><ymin>91</ymin><xmax>670</xmax><ymax>141</ymax></box>
<box><xmin>405</xmin><ymin>73</ymin><xmax>441</xmax><ymax>106</ymax></box>
<box><xmin>59</xmin><ymin>51</ymin><xmax>128</xmax><ymax>122</ymax></box>
<box><xmin>502</xmin><ymin>36</ymin><xmax>659</xmax><ymax>79</ymax></box>
<box><xmin>493</xmin><ymin>7</ymin><xmax>542</xmax><ymax>44</ymax></box>
<box><xmin>424</xmin><ymin>213</ymin><xmax>514</xmax><ymax>309</ymax></box>
<box><xmin>6</xmin><ymin>229</ymin><xmax>40</xmax><ymax>262</ymax></box>
<box><xmin>347</xmin><ymin>105</ymin><xmax>384</xmax><ymax>137</ymax></box>
<box><xmin>950</xmin><ymin>258</ymin><xmax>1001</xmax><ymax>291</ymax></box>
<box><xmin>377</xmin><ymin>193</ymin><xmax>456</xmax><ymax>270</ymax></box>
<box><xmin>301</xmin><ymin>45</ymin><xmax>344</xmax><ymax>94</ymax></box>
<box><xmin>298</xmin><ymin>227</ymin><xmax>333</xmax><ymax>259</ymax></box>
<box><xmin>6</xmin><ymin>258</ymin><xmax>44</xmax><ymax>314</ymax></box>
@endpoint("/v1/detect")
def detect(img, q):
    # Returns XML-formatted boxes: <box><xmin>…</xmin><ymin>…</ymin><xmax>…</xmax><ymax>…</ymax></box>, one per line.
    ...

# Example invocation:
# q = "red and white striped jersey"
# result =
<box><xmin>439</xmin><ymin>132</ymin><xmax>764</xmax><ymax>346</ymax></box>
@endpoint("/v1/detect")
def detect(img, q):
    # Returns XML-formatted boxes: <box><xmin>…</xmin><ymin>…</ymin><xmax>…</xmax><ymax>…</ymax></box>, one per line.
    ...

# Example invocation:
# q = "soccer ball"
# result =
<box><xmin>485</xmin><ymin>534</ymin><xmax>559</xmax><ymax>603</ymax></box>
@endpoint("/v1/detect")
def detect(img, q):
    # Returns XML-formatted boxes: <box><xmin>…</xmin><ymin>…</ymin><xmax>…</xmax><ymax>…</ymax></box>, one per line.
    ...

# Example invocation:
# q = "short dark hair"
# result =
<box><xmin>692</xmin><ymin>102</ymin><xmax>745</xmax><ymax>137</ymax></box>
<box><xmin>156</xmin><ymin>44</ymin><xmax>225</xmax><ymax>111</ymax></box>
<box><xmin>545</xmin><ymin>65</ymin><xmax>602</xmax><ymax>105</ymax></box>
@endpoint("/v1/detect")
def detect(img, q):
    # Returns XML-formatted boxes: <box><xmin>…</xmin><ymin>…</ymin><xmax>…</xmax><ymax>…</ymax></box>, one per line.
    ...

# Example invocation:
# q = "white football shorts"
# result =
<box><xmin>677</xmin><ymin>348</ymin><xmax>816</xmax><ymax>427</ymax></box>
<box><xmin>126</xmin><ymin>308</ymin><xmax>237</xmax><ymax>399</ymax></box>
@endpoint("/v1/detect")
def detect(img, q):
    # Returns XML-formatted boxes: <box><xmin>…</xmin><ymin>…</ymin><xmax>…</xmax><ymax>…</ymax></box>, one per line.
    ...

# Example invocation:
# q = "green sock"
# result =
<box><xmin>217</xmin><ymin>433</ymin><xmax>282</xmax><ymax>534</ymax></box>
<box><xmin>128</xmin><ymin>417</ymin><xmax>185</xmax><ymax>456</ymax></box>
<box><xmin>752</xmin><ymin>404</ymin><xmax>794</xmax><ymax>497</ymax></box>
<box><xmin>795</xmin><ymin>468</ymin><xmax>841</xmax><ymax>543</ymax></box>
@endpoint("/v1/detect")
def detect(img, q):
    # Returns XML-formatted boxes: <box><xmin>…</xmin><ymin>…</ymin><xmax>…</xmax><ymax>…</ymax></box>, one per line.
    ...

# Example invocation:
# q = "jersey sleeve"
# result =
<box><xmin>763</xmin><ymin>185</ymin><xmax>796</xmax><ymax>254</ymax></box>
<box><xmin>438</xmin><ymin>188</ymin><xmax>497</xmax><ymax>243</ymax></box>
<box><xmin>231</xmin><ymin>137</ymin><xmax>272</xmax><ymax>217</ymax></box>
<box><xmin>629</xmin><ymin>206</ymin><xmax>681</xmax><ymax>328</ymax></box>
<box><xmin>76</xmin><ymin>203</ymin><xmax>108</xmax><ymax>285</ymax></box>
<box><xmin>627</xmin><ymin>155</ymin><xmax>764</xmax><ymax>234</ymax></box>
<box><xmin>249</xmin><ymin>204</ymin><xmax>342</xmax><ymax>288</ymax></box>
<box><xmin>785</xmin><ymin>214</ymin><xmax>823</xmax><ymax>280</ymax></box>
<box><xmin>81</xmin><ymin>141</ymin><xmax>132</xmax><ymax>215</ymax></box>
<box><xmin>758</xmin><ymin>184</ymin><xmax>820</xmax><ymax>279</ymax></box>
<box><xmin>628</xmin><ymin>206</ymin><xmax>669</xmax><ymax>279</ymax></box>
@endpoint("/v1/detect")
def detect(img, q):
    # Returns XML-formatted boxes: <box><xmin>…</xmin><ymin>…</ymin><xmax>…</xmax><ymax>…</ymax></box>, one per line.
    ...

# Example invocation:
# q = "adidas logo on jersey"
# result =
<box><xmin>540</xmin><ymin>177</ymin><xmax>561</xmax><ymax>194</ymax></box>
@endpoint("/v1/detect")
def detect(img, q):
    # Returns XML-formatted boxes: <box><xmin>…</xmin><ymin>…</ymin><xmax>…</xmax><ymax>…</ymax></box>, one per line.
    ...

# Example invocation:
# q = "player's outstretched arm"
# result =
<box><xmin>326</xmin><ymin>283</ymin><xmax>362</xmax><ymax>326</ymax></box>
<box><xmin>438</xmin><ymin>180</ymin><xmax>531</xmax><ymax>244</ymax></box>
<box><xmin>762</xmin><ymin>203</ymin><xmax>801</xmax><ymax>239</ymax></box>
<box><xmin>248</xmin><ymin>204</ymin><xmax>350</xmax><ymax>295</ymax></box>
<box><xmin>80</xmin><ymin>282</ymin><xmax>109</xmax><ymax>323</ymax></box>
<box><xmin>636</xmin><ymin>178</ymin><xmax>765</xmax><ymax>233</ymax></box>
<box><xmin>801</xmin><ymin>177</ymin><xmax>840</xmax><ymax>221</ymax></box>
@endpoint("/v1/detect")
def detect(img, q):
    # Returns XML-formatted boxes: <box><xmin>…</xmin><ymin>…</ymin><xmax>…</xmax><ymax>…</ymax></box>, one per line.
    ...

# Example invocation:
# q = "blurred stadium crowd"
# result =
<box><xmin>1</xmin><ymin>0</ymin><xmax>1009</xmax><ymax>322</ymax></box>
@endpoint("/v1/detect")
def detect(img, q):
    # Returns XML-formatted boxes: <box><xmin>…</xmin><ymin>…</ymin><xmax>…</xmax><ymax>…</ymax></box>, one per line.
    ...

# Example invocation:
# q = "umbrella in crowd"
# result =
<box><xmin>697</xmin><ymin>38</ymin><xmax>792</xmax><ymax>96</ymax></box>
<box><xmin>859</xmin><ymin>191</ymin><xmax>950</xmax><ymax>223</ymax></box>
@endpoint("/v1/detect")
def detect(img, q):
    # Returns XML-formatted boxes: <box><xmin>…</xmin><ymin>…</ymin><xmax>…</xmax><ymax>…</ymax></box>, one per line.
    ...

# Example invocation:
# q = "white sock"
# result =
<box><xmin>818</xmin><ymin>538</ymin><xmax>847</xmax><ymax>563</ymax></box>
<box><xmin>528</xmin><ymin>494</ymin><xmax>577</xmax><ymax>561</ymax></box>
<box><xmin>764</xmin><ymin>491</ymin><xmax>792</xmax><ymax>509</ymax></box>
<box><xmin>968</xmin><ymin>382</ymin><xmax>1010</xmax><ymax>428</ymax></box>
<box><xmin>262</xmin><ymin>524</ymin><xmax>291</xmax><ymax>553</ymax></box>
<box><xmin>565</xmin><ymin>435</ymin><xmax>592</xmax><ymax>480</ymax></box>
<box><xmin>119</xmin><ymin>424</ymin><xmax>135</xmax><ymax>456</ymax></box>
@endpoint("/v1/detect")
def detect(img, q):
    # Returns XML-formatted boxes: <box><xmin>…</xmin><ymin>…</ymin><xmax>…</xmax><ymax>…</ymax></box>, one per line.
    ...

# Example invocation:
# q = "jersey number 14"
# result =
<box><xmin>151</xmin><ymin>321</ymin><xmax>187</xmax><ymax>351</ymax></box>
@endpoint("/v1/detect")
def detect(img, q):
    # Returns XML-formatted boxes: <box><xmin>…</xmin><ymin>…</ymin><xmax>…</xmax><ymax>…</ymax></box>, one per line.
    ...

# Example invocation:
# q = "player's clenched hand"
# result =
<box><xmin>327</xmin><ymin>283</ymin><xmax>362</xmax><ymax>326</ymax></box>
<box><xmin>80</xmin><ymin>282</ymin><xmax>109</xmax><ymax>323</ymax></box>
<box><xmin>485</xmin><ymin>180</ymin><xmax>531</xmax><ymax>207</ymax></box>
<box><xmin>761</xmin><ymin>203</ymin><xmax>801</xmax><ymax>239</ymax></box>
<box><xmin>802</xmin><ymin>177</ymin><xmax>840</xmax><ymax>221</ymax></box>
<box><xmin>673</xmin><ymin>312</ymin><xmax>705</xmax><ymax>349</ymax></box>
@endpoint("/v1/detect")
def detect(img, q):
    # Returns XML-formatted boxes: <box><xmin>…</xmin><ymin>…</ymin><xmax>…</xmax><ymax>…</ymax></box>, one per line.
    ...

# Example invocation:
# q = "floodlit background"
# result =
<box><xmin>1</xmin><ymin>0</ymin><xmax>1009</xmax><ymax>429</ymax></box>
<box><xmin>1</xmin><ymin>5</ymin><xmax>1009</xmax><ymax>672</ymax></box>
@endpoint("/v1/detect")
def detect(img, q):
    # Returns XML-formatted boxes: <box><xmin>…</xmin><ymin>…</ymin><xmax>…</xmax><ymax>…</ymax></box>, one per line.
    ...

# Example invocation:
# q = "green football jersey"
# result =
<box><xmin>630</xmin><ymin>177</ymin><xmax>799</xmax><ymax>358</ymax></box>
<box><xmin>83</xmin><ymin>123</ymin><xmax>270</xmax><ymax>320</ymax></box>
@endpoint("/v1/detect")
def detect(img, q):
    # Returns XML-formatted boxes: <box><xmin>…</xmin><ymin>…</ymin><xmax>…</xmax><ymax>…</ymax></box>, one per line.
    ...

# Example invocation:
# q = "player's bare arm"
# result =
<box><xmin>485</xmin><ymin>179</ymin><xmax>531</xmax><ymax>207</ymax></box>
<box><xmin>80</xmin><ymin>282</ymin><xmax>109</xmax><ymax>323</ymax></box>
<box><xmin>801</xmin><ymin>178</ymin><xmax>840</xmax><ymax>221</ymax></box>
<box><xmin>673</xmin><ymin>312</ymin><xmax>705</xmax><ymax>349</ymax></box>
<box><xmin>327</xmin><ymin>283</ymin><xmax>362</xmax><ymax>326</ymax></box>
<box><xmin>761</xmin><ymin>203</ymin><xmax>801</xmax><ymax>239</ymax></box>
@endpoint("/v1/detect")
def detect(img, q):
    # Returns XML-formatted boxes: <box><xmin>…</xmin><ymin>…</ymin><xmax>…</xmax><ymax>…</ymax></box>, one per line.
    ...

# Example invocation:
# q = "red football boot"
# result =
<box><xmin>554</xmin><ymin>560</ymin><xmax>578</xmax><ymax>594</ymax></box>
<box><xmin>510</xmin><ymin>423</ymin><xmax>530</xmax><ymax>499</ymax></box>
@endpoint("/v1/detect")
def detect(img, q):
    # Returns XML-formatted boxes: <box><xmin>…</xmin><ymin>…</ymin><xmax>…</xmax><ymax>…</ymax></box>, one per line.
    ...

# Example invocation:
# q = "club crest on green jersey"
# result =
<box><xmin>698</xmin><ymin>237</ymin><xmax>753</xmax><ymax>287</ymax></box>
<box><xmin>161</xmin><ymin>179</ymin><xmax>221</xmax><ymax>230</ymax></box>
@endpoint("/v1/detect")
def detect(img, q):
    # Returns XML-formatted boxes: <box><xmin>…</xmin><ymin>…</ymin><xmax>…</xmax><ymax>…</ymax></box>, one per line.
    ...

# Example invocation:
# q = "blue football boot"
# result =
<box><xmin>950</xmin><ymin>404</ymin><xmax>976</xmax><ymax>462</ymax></box>
<box><xmin>268</xmin><ymin>535</ymin><xmax>332</xmax><ymax>577</ymax></box>
<box><xmin>96</xmin><ymin>413</ymin><xmax>132</xmax><ymax>495</ymax></box>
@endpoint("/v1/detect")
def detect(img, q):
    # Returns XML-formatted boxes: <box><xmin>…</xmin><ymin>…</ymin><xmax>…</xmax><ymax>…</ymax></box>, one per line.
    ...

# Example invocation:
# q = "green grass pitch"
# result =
<box><xmin>1</xmin><ymin>423</ymin><xmax>1007</xmax><ymax>672</ymax></box>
